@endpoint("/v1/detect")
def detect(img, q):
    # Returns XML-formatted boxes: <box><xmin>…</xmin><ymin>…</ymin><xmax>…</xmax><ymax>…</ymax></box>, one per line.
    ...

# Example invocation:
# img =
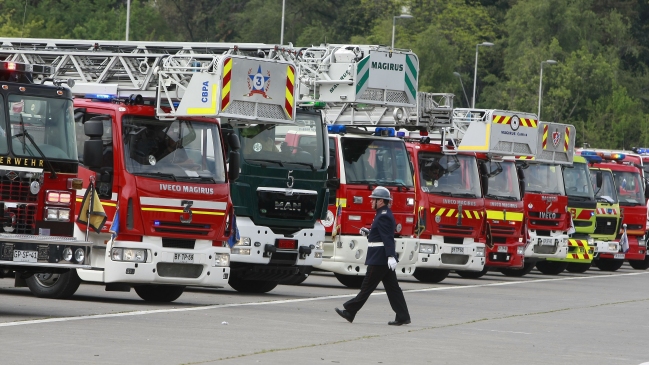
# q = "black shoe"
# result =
<box><xmin>335</xmin><ymin>307</ymin><xmax>354</xmax><ymax>323</ymax></box>
<box><xmin>388</xmin><ymin>319</ymin><xmax>411</xmax><ymax>326</ymax></box>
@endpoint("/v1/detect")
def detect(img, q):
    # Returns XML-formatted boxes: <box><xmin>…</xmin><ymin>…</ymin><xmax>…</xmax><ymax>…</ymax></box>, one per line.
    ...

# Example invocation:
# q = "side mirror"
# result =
<box><xmin>595</xmin><ymin>172</ymin><xmax>603</xmax><ymax>188</ymax></box>
<box><xmin>228</xmin><ymin>132</ymin><xmax>240</xmax><ymax>151</ymax></box>
<box><xmin>516</xmin><ymin>167</ymin><xmax>525</xmax><ymax>198</ymax></box>
<box><xmin>479</xmin><ymin>161</ymin><xmax>489</xmax><ymax>197</ymax></box>
<box><xmin>82</xmin><ymin>119</ymin><xmax>104</xmax><ymax>169</ymax></box>
<box><xmin>326</xmin><ymin>177</ymin><xmax>340</xmax><ymax>189</ymax></box>
<box><xmin>645</xmin><ymin>183</ymin><xmax>649</xmax><ymax>200</ymax></box>
<box><xmin>228</xmin><ymin>151</ymin><xmax>240</xmax><ymax>181</ymax></box>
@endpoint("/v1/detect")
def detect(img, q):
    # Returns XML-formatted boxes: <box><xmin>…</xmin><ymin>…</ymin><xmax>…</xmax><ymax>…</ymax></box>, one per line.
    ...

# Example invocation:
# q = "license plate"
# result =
<box><xmin>497</xmin><ymin>246</ymin><xmax>508</xmax><ymax>253</ymax></box>
<box><xmin>173</xmin><ymin>253</ymin><xmax>194</xmax><ymax>263</ymax></box>
<box><xmin>450</xmin><ymin>247</ymin><xmax>464</xmax><ymax>254</ymax></box>
<box><xmin>13</xmin><ymin>250</ymin><xmax>38</xmax><ymax>263</ymax></box>
<box><xmin>539</xmin><ymin>238</ymin><xmax>554</xmax><ymax>246</ymax></box>
<box><xmin>614</xmin><ymin>253</ymin><xmax>625</xmax><ymax>260</ymax></box>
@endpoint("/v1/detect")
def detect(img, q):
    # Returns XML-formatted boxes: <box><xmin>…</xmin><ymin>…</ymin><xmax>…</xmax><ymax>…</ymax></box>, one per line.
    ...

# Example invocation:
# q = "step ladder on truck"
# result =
<box><xmin>511</xmin><ymin>122</ymin><xmax>577</xmax><ymax>276</ymax></box>
<box><xmin>417</xmin><ymin>108</ymin><xmax>538</xmax><ymax>278</ymax></box>
<box><xmin>0</xmin><ymin>59</ymin><xmax>94</xmax><ymax>298</ymax></box>
<box><xmin>0</xmin><ymin>38</ymin><xmax>302</xmax><ymax>300</ymax></box>
<box><xmin>272</xmin><ymin>44</ymin><xmax>422</xmax><ymax>288</ymax></box>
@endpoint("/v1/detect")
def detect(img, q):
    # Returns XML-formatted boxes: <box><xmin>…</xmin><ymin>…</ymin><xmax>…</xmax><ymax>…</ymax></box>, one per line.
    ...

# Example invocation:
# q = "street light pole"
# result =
<box><xmin>453</xmin><ymin>72</ymin><xmax>470</xmax><ymax>108</ymax></box>
<box><xmin>538</xmin><ymin>59</ymin><xmax>558</xmax><ymax>120</ymax></box>
<box><xmin>471</xmin><ymin>42</ymin><xmax>494</xmax><ymax>108</ymax></box>
<box><xmin>280</xmin><ymin>0</ymin><xmax>286</xmax><ymax>45</ymax></box>
<box><xmin>125</xmin><ymin>0</ymin><xmax>130</xmax><ymax>41</ymax></box>
<box><xmin>391</xmin><ymin>14</ymin><xmax>413</xmax><ymax>49</ymax></box>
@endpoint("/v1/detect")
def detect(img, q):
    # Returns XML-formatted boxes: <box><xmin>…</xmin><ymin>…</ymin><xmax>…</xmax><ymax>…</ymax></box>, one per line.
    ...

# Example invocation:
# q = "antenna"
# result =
<box><xmin>20</xmin><ymin>0</ymin><xmax>28</xmax><ymax>41</ymax></box>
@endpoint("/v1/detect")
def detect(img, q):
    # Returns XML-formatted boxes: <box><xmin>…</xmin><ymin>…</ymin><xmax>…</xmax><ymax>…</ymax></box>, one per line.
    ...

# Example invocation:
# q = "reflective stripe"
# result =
<box><xmin>139</xmin><ymin>197</ymin><xmax>226</xmax><ymax>210</ymax></box>
<box><xmin>368</xmin><ymin>242</ymin><xmax>384</xmax><ymax>247</ymax></box>
<box><xmin>140</xmin><ymin>207</ymin><xmax>225</xmax><ymax>216</ymax></box>
<box><xmin>486</xmin><ymin>210</ymin><xmax>524</xmax><ymax>222</ymax></box>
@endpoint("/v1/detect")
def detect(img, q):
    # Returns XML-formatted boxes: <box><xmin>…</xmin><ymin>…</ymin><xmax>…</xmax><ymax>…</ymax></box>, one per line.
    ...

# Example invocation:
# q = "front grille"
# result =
<box><xmin>258</xmin><ymin>190</ymin><xmax>318</xmax><ymax>220</ymax></box>
<box><xmin>156</xmin><ymin>263</ymin><xmax>203</xmax><ymax>278</ymax></box>
<box><xmin>529</xmin><ymin>219</ymin><xmax>561</xmax><ymax>227</ymax></box>
<box><xmin>594</xmin><ymin>217</ymin><xmax>618</xmax><ymax>235</ymax></box>
<box><xmin>5</xmin><ymin>204</ymin><xmax>37</xmax><ymax>235</ymax></box>
<box><xmin>443</xmin><ymin>236</ymin><xmax>464</xmax><ymax>244</ymax></box>
<box><xmin>491</xmin><ymin>226</ymin><xmax>516</xmax><ymax>236</ymax></box>
<box><xmin>162</xmin><ymin>238</ymin><xmax>196</xmax><ymax>249</ymax></box>
<box><xmin>0</xmin><ymin>169</ymin><xmax>41</xmax><ymax>202</ymax></box>
<box><xmin>489</xmin><ymin>252</ymin><xmax>511</xmax><ymax>262</ymax></box>
<box><xmin>359</xmin><ymin>88</ymin><xmax>384</xmax><ymax>101</ymax></box>
<box><xmin>533</xmin><ymin>245</ymin><xmax>557</xmax><ymax>254</ymax></box>
<box><xmin>153</xmin><ymin>221</ymin><xmax>211</xmax><ymax>236</ymax></box>
<box><xmin>440</xmin><ymin>254</ymin><xmax>469</xmax><ymax>265</ymax></box>
<box><xmin>574</xmin><ymin>220</ymin><xmax>593</xmax><ymax>227</ymax></box>
<box><xmin>439</xmin><ymin>224</ymin><xmax>474</xmax><ymax>235</ymax></box>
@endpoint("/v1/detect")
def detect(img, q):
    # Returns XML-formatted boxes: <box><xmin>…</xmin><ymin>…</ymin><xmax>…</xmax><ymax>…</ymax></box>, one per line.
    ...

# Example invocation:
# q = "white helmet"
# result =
<box><xmin>369</xmin><ymin>186</ymin><xmax>392</xmax><ymax>201</ymax></box>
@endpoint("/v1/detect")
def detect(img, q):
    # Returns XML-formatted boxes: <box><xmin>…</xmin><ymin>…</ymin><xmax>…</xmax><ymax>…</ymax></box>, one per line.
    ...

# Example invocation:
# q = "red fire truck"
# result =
<box><xmin>0</xmin><ymin>60</ymin><xmax>92</xmax><ymax>298</ymax></box>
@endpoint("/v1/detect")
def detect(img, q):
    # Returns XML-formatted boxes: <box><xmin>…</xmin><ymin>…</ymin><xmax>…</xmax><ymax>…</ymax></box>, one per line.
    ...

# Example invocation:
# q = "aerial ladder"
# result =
<box><xmin>0</xmin><ymin>38</ymin><xmax>304</xmax><ymax>299</ymax></box>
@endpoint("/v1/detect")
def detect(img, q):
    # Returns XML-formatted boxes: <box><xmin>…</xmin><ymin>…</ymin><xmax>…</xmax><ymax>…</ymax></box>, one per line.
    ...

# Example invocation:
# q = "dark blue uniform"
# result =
<box><xmin>365</xmin><ymin>206</ymin><xmax>397</xmax><ymax>265</ymax></box>
<box><xmin>342</xmin><ymin>205</ymin><xmax>410</xmax><ymax>323</ymax></box>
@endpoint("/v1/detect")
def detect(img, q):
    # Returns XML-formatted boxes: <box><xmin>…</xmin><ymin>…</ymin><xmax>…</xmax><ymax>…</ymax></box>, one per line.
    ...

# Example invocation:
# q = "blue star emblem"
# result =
<box><xmin>249</xmin><ymin>66</ymin><xmax>270</xmax><ymax>91</ymax></box>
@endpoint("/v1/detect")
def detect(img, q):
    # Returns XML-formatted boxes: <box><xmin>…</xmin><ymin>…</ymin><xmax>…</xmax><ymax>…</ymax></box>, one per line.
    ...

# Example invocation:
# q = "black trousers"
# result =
<box><xmin>343</xmin><ymin>264</ymin><xmax>410</xmax><ymax>322</ymax></box>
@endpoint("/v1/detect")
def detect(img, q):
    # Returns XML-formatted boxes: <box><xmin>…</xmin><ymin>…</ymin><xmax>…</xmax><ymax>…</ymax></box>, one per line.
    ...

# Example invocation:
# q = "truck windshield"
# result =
<box><xmin>6</xmin><ymin>94</ymin><xmax>77</xmax><ymax>160</ymax></box>
<box><xmin>418</xmin><ymin>152</ymin><xmax>480</xmax><ymax>198</ymax></box>
<box><xmin>123</xmin><ymin>116</ymin><xmax>226</xmax><ymax>183</ymax></box>
<box><xmin>612</xmin><ymin>170</ymin><xmax>644</xmax><ymax>205</ymax></box>
<box><xmin>563</xmin><ymin>162</ymin><xmax>595</xmax><ymax>201</ymax></box>
<box><xmin>590</xmin><ymin>169</ymin><xmax>618</xmax><ymax>204</ymax></box>
<box><xmin>519</xmin><ymin>163</ymin><xmax>565</xmax><ymax>195</ymax></box>
<box><xmin>485</xmin><ymin>160</ymin><xmax>520</xmax><ymax>201</ymax></box>
<box><xmin>342</xmin><ymin>137</ymin><xmax>413</xmax><ymax>187</ymax></box>
<box><xmin>238</xmin><ymin>112</ymin><xmax>325</xmax><ymax>170</ymax></box>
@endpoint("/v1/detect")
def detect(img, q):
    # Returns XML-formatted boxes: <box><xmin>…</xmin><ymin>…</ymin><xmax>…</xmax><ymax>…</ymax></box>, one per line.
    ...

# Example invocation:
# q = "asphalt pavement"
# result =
<box><xmin>1</xmin><ymin>264</ymin><xmax>648</xmax><ymax>365</ymax></box>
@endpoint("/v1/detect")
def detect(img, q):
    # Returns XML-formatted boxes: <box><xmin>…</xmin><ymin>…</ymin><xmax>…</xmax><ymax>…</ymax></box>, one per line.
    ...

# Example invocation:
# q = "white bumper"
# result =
<box><xmin>415</xmin><ymin>237</ymin><xmax>485</xmax><ymax>271</ymax></box>
<box><xmin>316</xmin><ymin>235</ymin><xmax>418</xmax><ymax>277</ymax></box>
<box><xmin>525</xmin><ymin>231</ymin><xmax>569</xmax><ymax>260</ymax></box>
<box><xmin>593</xmin><ymin>240</ymin><xmax>620</xmax><ymax>256</ymax></box>
<box><xmin>231</xmin><ymin>217</ymin><xmax>324</xmax><ymax>266</ymax></box>
<box><xmin>78</xmin><ymin>236</ymin><xmax>230</xmax><ymax>288</ymax></box>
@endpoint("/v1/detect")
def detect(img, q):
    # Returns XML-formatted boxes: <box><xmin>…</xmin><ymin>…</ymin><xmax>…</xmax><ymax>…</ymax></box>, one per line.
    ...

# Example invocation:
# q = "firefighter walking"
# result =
<box><xmin>335</xmin><ymin>186</ymin><xmax>411</xmax><ymax>325</ymax></box>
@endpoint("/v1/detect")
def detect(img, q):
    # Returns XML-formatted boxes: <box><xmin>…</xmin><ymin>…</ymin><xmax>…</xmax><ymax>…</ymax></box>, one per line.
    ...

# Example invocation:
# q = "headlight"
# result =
<box><xmin>231</xmin><ymin>248</ymin><xmax>250</xmax><ymax>255</ymax></box>
<box><xmin>62</xmin><ymin>247</ymin><xmax>73</xmax><ymax>261</ymax></box>
<box><xmin>58</xmin><ymin>209</ymin><xmax>70</xmax><ymax>221</ymax></box>
<box><xmin>587</xmin><ymin>238</ymin><xmax>594</xmax><ymax>246</ymax></box>
<box><xmin>640</xmin><ymin>238</ymin><xmax>647</xmax><ymax>247</ymax></box>
<box><xmin>44</xmin><ymin>207</ymin><xmax>71</xmax><ymax>221</ymax></box>
<box><xmin>235</xmin><ymin>237</ymin><xmax>252</xmax><ymax>247</ymax></box>
<box><xmin>475</xmin><ymin>246</ymin><xmax>485</xmax><ymax>257</ymax></box>
<box><xmin>74</xmin><ymin>248</ymin><xmax>85</xmax><ymax>263</ymax></box>
<box><xmin>110</xmin><ymin>248</ymin><xmax>147</xmax><ymax>262</ymax></box>
<box><xmin>213</xmin><ymin>253</ymin><xmax>230</xmax><ymax>267</ymax></box>
<box><xmin>419</xmin><ymin>243</ymin><xmax>436</xmax><ymax>254</ymax></box>
<box><xmin>46</xmin><ymin>207</ymin><xmax>59</xmax><ymax>220</ymax></box>
<box><xmin>517</xmin><ymin>246</ymin><xmax>524</xmax><ymax>254</ymax></box>
<box><xmin>608</xmin><ymin>243</ymin><xmax>618</xmax><ymax>251</ymax></box>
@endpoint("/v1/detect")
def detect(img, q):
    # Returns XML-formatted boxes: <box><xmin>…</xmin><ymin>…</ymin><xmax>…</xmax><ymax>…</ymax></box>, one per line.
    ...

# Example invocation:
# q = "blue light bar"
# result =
<box><xmin>85</xmin><ymin>93</ymin><xmax>115</xmax><ymax>101</ymax></box>
<box><xmin>632</xmin><ymin>147</ymin><xmax>649</xmax><ymax>155</ymax></box>
<box><xmin>327</xmin><ymin>125</ymin><xmax>347</xmax><ymax>134</ymax></box>
<box><xmin>580</xmin><ymin>150</ymin><xmax>598</xmax><ymax>157</ymax></box>
<box><xmin>374</xmin><ymin>127</ymin><xmax>395</xmax><ymax>137</ymax></box>
<box><xmin>582</xmin><ymin>154</ymin><xmax>602</xmax><ymax>164</ymax></box>
<box><xmin>396</xmin><ymin>131</ymin><xmax>405</xmax><ymax>138</ymax></box>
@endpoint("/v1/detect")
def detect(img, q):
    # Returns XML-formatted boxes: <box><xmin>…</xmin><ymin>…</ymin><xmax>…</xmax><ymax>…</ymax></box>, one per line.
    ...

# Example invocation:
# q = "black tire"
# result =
<box><xmin>500</xmin><ymin>262</ymin><xmax>535</xmax><ymax>277</ymax></box>
<box><xmin>566</xmin><ymin>262</ymin><xmax>592</xmax><ymax>273</ymax></box>
<box><xmin>334</xmin><ymin>273</ymin><xmax>365</xmax><ymax>288</ymax></box>
<box><xmin>595</xmin><ymin>258</ymin><xmax>624</xmax><ymax>272</ymax></box>
<box><xmin>412</xmin><ymin>269</ymin><xmax>450</xmax><ymax>283</ymax></box>
<box><xmin>535</xmin><ymin>260</ymin><xmax>568</xmax><ymax>275</ymax></box>
<box><xmin>280</xmin><ymin>273</ymin><xmax>309</xmax><ymax>286</ymax></box>
<box><xmin>228</xmin><ymin>277</ymin><xmax>279</xmax><ymax>293</ymax></box>
<box><xmin>628</xmin><ymin>256</ymin><xmax>649</xmax><ymax>270</ymax></box>
<box><xmin>25</xmin><ymin>269</ymin><xmax>81</xmax><ymax>299</ymax></box>
<box><xmin>134</xmin><ymin>285</ymin><xmax>185</xmax><ymax>302</ymax></box>
<box><xmin>456</xmin><ymin>267</ymin><xmax>488</xmax><ymax>279</ymax></box>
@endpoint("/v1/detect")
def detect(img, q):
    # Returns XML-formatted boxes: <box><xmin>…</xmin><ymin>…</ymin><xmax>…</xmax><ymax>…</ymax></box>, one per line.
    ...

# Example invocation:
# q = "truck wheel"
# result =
<box><xmin>628</xmin><ymin>256</ymin><xmax>649</xmax><ymax>270</ymax></box>
<box><xmin>535</xmin><ymin>261</ymin><xmax>568</xmax><ymax>275</ymax></box>
<box><xmin>595</xmin><ymin>258</ymin><xmax>624</xmax><ymax>272</ymax></box>
<box><xmin>134</xmin><ymin>285</ymin><xmax>185</xmax><ymax>302</ymax></box>
<box><xmin>280</xmin><ymin>273</ymin><xmax>309</xmax><ymax>286</ymax></box>
<box><xmin>456</xmin><ymin>267</ymin><xmax>488</xmax><ymax>279</ymax></box>
<box><xmin>500</xmin><ymin>262</ymin><xmax>535</xmax><ymax>277</ymax></box>
<box><xmin>334</xmin><ymin>273</ymin><xmax>365</xmax><ymax>288</ymax></box>
<box><xmin>566</xmin><ymin>262</ymin><xmax>592</xmax><ymax>273</ymax></box>
<box><xmin>412</xmin><ymin>269</ymin><xmax>450</xmax><ymax>283</ymax></box>
<box><xmin>228</xmin><ymin>277</ymin><xmax>279</xmax><ymax>293</ymax></box>
<box><xmin>25</xmin><ymin>270</ymin><xmax>81</xmax><ymax>299</ymax></box>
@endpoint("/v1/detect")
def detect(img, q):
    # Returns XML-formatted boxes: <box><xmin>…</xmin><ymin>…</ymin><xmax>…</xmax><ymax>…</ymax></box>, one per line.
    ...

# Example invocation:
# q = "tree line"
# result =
<box><xmin>1</xmin><ymin>0</ymin><xmax>648</xmax><ymax>149</ymax></box>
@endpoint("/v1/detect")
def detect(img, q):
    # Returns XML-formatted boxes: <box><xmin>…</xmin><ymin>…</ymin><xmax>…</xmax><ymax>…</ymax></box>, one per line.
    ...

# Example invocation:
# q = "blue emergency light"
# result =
<box><xmin>632</xmin><ymin>147</ymin><xmax>649</xmax><ymax>155</ymax></box>
<box><xmin>327</xmin><ymin>125</ymin><xmax>347</xmax><ymax>134</ymax></box>
<box><xmin>374</xmin><ymin>127</ymin><xmax>395</xmax><ymax>137</ymax></box>
<box><xmin>396</xmin><ymin>131</ymin><xmax>406</xmax><ymax>138</ymax></box>
<box><xmin>85</xmin><ymin>93</ymin><xmax>115</xmax><ymax>101</ymax></box>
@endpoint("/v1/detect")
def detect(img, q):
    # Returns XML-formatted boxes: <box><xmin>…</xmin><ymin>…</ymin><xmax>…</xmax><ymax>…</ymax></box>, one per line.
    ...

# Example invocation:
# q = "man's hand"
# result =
<box><xmin>388</xmin><ymin>257</ymin><xmax>397</xmax><ymax>271</ymax></box>
<box><xmin>359</xmin><ymin>228</ymin><xmax>370</xmax><ymax>237</ymax></box>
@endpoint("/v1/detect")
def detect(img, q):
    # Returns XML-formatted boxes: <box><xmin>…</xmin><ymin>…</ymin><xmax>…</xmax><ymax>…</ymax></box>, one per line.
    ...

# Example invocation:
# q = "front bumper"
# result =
<box><xmin>525</xmin><ymin>232</ymin><xmax>569</xmax><ymax>260</ymax></box>
<box><xmin>599</xmin><ymin>236</ymin><xmax>647</xmax><ymax>261</ymax></box>
<box><xmin>316</xmin><ymin>235</ymin><xmax>418</xmax><ymax>277</ymax></box>
<box><xmin>485</xmin><ymin>242</ymin><xmax>525</xmax><ymax>269</ymax></box>
<box><xmin>549</xmin><ymin>238</ymin><xmax>594</xmax><ymax>263</ymax></box>
<box><xmin>592</xmin><ymin>239</ymin><xmax>620</xmax><ymax>257</ymax></box>
<box><xmin>415</xmin><ymin>237</ymin><xmax>485</xmax><ymax>272</ymax></box>
<box><xmin>0</xmin><ymin>233</ymin><xmax>92</xmax><ymax>271</ymax></box>
<box><xmin>230</xmin><ymin>217</ymin><xmax>324</xmax><ymax>267</ymax></box>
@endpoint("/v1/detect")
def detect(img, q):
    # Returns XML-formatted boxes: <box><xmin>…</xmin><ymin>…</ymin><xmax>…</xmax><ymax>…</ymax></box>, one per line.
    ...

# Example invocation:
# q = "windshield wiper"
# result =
<box><xmin>285</xmin><ymin>161</ymin><xmax>315</xmax><ymax>171</ymax></box>
<box><xmin>430</xmin><ymin>191</ymin><xmax>454</xmax><ymax>196</ymax></box>
<box><xmin>450</xmin><ymin>193</ymin><xmax>478</xmax><ymax>198</ymax></box>
<box><xmin>177</xmin><ymin>175</ymin><xmax>217</xmax><ymax>183</ymax></box>
<box><xmin>133</xmin><ymin>172</ymin><xmax>177</xmax><ymax>181</ymax></box>
<box><xmin>567</xmin><ymin>195</ymin><xmax>591</xmax><ymax>201</ymax></box>
<box><xmin>485</xmin><ymin>193</ymin><xmax>518</xmax><ymax>201</ymax></box>
<box><xmin>246</xmin><ymin>158</ymin><xmax>284</xmax><ymax>167</ymax></box>
<box><xmin>13</xmin><ymin>114</ymin><xmax>57</xmax><ymax>179</ymax></box>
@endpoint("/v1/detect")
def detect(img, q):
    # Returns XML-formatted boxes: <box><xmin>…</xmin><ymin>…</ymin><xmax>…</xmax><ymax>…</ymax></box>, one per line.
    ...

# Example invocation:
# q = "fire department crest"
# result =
<box><xmin>246</xmin><ymin>65</ymin><xmax>271</xmax><ymax>98</ymax></box>
<box><xmin>552</xmin><ymin>128</ymin><xmax>561</xmax><ymax>147</ymax></box>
